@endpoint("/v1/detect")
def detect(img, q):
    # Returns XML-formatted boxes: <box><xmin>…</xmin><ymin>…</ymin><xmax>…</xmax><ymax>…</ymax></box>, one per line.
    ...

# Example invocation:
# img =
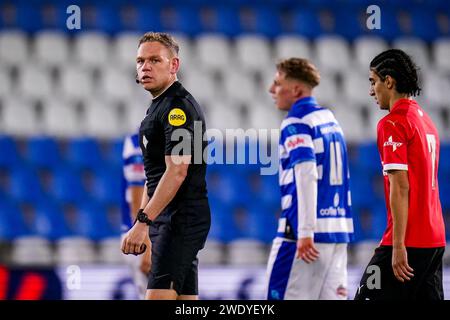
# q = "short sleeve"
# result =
<box><xmin>379</xmin><ymin>118</ymin><xmax>408</xmax><ymax>172</ymax></box>
<box><xmin>280</xmin><ymin>122</ymin><xmax>315</xmax><ymax>169</ymax></box>
<box><xmin>160</xmin><ymin>98</ymin><xmax>195</xmax><ymax>156</ymax></box>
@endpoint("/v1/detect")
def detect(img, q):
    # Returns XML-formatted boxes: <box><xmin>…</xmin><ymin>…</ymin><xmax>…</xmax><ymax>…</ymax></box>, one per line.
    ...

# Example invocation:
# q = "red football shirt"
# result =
<box><xmin>377</xmin><ymin>98</ymin><xmax>446</xmax><ymax>248</ymax></box>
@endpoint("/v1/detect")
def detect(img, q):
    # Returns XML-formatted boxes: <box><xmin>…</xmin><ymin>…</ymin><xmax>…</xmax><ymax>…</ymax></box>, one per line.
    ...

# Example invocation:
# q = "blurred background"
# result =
<box><xmin>0</xmin><ymin>0</ymin><xmax>450</xmax><ymax>299</ymax></box>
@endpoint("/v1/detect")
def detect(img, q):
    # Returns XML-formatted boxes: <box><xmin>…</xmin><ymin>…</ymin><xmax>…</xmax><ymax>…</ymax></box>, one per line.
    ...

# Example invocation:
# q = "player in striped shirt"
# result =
<box><xmin>121</xmin><ymin>132</ymin><xmax>151</xmax><ymax>299</ymax></box>
<box><xmin>266</xmin><ymin>58</ymin><xmax>354</xmax><ymax>300</ymax></box>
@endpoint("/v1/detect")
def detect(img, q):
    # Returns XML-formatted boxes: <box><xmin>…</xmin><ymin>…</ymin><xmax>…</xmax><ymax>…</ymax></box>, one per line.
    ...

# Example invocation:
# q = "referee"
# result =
<box><xmin>121</xmin><ymin>32</ymin><xmax>210</xmax><ymax>300</ymax></box>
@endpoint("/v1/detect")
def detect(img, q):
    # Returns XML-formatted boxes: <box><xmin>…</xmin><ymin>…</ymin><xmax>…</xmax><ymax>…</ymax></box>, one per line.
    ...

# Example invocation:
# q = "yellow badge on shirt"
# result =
<box><xmin>168</xmin><ymin>108</ymin><xmax>186</xmax><ymax>126</ymax></box>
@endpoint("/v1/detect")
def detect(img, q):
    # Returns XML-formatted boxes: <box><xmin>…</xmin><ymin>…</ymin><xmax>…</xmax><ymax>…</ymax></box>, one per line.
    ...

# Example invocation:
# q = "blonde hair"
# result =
<box><xmin>138</xmin><ymin>32</ymin><xmax>179</xmax><ymax>56</ymax></box>
<box><xmin>276</xmin><ymin>58</ymin><xmax>320</xmax><ymax>88</ymax></box>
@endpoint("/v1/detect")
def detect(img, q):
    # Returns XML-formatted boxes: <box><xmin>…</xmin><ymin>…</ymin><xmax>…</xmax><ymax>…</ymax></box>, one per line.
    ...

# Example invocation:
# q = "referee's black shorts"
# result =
<box><xmin>354</xmin><ymin>245</ymin><xmax>445</xmax><ymax>300</ymax></box>
<box><xmin>147</xmin><ymin>199</ymin><xmax>211</xmax><ymax>295</ymax></box>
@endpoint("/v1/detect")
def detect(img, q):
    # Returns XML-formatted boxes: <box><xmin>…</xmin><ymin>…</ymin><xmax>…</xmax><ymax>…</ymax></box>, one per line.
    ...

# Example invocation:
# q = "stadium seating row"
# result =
<box><xmin>1</xmin><ymin>1</ymin><xmax>450</xmax><ymax>40</ymax></box>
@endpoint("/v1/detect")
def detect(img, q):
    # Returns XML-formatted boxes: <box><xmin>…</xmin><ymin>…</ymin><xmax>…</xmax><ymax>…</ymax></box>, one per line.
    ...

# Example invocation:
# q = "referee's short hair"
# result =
<box><xmin>370</xmin><ymin>49</ymin><xmax>421</xmax><ymax>96</ymax></box>
<box><xmin>276</xmin><ymin>58</ymin><xmax>320</xmax><ymax>89</ymax></box>
<box><xmin>138</xmin><ymin>32</ymin><xmax>179</xmax><ymax>57</ymax></box>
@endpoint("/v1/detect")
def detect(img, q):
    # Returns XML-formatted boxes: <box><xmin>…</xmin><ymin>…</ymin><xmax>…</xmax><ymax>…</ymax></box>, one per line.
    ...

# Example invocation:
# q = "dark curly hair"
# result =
<box><xmin>370</xmin><ymin>49</ymin><xmax>421</xmax><ymax>96</ymax></box>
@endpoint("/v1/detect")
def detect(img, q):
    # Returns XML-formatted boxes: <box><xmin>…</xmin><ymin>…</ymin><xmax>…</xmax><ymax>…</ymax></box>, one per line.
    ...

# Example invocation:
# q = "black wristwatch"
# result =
<box><xmin>136</xmin><ymin>209</ymin><xmax>154</xmax><ymax>226</ymax></box>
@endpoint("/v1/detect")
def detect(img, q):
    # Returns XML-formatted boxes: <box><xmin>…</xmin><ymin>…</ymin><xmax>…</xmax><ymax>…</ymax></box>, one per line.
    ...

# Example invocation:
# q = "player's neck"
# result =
<box><xmin>388</xmin><ymin>93</ymin><xmax>410</xmax><ymax>111</ymax></box>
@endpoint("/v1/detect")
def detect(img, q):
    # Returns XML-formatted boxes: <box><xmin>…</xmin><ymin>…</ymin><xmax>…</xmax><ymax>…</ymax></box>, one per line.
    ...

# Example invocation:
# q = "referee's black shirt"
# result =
<box><xmin>139</xmin><ymin>81</ymin><xmax>208</xmax><ymax>203</ymax></box>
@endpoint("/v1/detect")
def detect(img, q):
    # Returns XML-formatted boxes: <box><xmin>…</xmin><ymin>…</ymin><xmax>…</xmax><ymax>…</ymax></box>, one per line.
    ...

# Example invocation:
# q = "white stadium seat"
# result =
<box><xmin>33</xmin><ymin>31</ymin><xmax>70</xmax><ymax>68</ymax></box>
<box><xmin>11</xmin><ymin>236</ymin><xmax>54</xmax><ymax>266</ymax></box>
<box><xmin>181</xmin><ymin>67</ymin><xmax>220</xmax><ymax>104</ymax></box>
<box><xmin>333</xmin><ymin>100</ymin><xmax>367</xmax><ymax>143</ymax></box>
<box><xmin>123</xmin><ymin>99</ymin><xmax>150</xmax><ymax>134</ymax></box>
<box><xmin>1</xmin><ymin>98</ymin><xmax>40</xmax><ymax>136</ymax></box>
<box><xmin>206</xmin><ymin>100</ymin><xmax>242</xmax><ymax>130</ymax></box>
<box><xmin>342</xmin><ymin>69</ymin><xmax>373</xmax><ymax>106</ymax></box>
<box><xmin>222</xmin><ymin>68</ymin><xmax>259</xmax><ymax>105</ymax></box>
<box><xmin>98</xmin><ymin>68</ymin><xmax>135</xmax><ymax>103</ymax></box>
<box><xmin>41</xmin><ymin>97</ymin><xmax>82</xmax><ymax>137</ymax></box>
<box><xmin>195</xmin><ymin>34</ymin><xmax>232</xmax><ymax>73</ymax></box>
<box><xmin>315</xmin><ymin>35</ymin><xmax>351</xmax><ymax>74</ymax></box>
<box><xmin>0</xmin><ymin>30</ymin><xmax>28</xmax><ymax>67</ymax></box>
<box><xmin>82</xmin><ymin>99</ymin><xmax>123</xmax><ymax>138</ymax></box>
<box><xmin>247</xmin><ymin>100</ymin><xmax>284</xmax><ymax>130</ymax></box>
<box><xmin>353</xmin><ymin>36</ymin><xmax>388</xmax><ymax>70</ymax></box>
<box><xmin>58</xmin><ymin>65</ymin><xmax>94</xmax><ymax>102</ymax></box>
<box><xmin>235</xmin><ymin>34</ymin><xmax>273</xmax><ymax>74</ymax></box>
<box><xmin>433</xmin><ymin>38</ymin><xmax>450</xmax><ymax>73</ymax></box>
<box><xmin>55</xmin><ymin>237</ymin><xmax>97</xmax><ymax>264</ymax></box>
<box><xmin>392</xmin><ymin>37</ymin><xmax>430</xmax><ymax>69</ymax></box>
<box><xmin>0</xmin><ymin>67</ymin><xmax>12</xmax><ymax>100</ymax></box>
<box><xmin>17</xmin><ymin>65</ymin><xmax>53</xmax><ymax>101</ymax></box>
<box><xmin>313</xmin><ymin>73</ymin><xmax>340</xmax><ymax>107</ymax></box>
<box><xmin>74</xmin><ymin>31</ymin><xmax>110</xmax><ymax>68</ymax></box>
<box><xmin>228</xmin><ymin>239</ymin><xmax>268</xmax><ymax>265</ymax></box>
<box><xmin>274</xmin><ymin>35</ymin><xmax>312</xmax><ymax>60</ymax></box>
<box><xmin>113</xmin><ymin>32</ymin><xmax>140</xmax><ymax>69</ymax></box>
<box><xmin>420</xmin><ymin>68</ymin><xmax>450</xmax><ymax>108</ymax></box>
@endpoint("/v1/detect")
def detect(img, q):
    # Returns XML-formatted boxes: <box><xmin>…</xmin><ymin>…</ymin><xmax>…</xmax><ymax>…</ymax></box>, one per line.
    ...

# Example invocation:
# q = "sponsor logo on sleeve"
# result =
<box><xmin>284</xmin><ymin>134</ymin><xmax>311</xmax><ymax>152</ymax></box>
<box><xmin>383</xmin><ymin>136</ymin><xmax>402</xmax><ymax>152</ymax></box>
<box><xmin>168</xmin><ymin>108</ymin><xmax>186</xmax><ymax>126</ymax></box>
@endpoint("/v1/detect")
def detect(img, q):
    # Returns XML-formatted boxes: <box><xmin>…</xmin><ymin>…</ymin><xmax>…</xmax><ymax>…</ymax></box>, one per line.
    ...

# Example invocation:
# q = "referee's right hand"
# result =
<box><xmin>121</xmin><ymin>222</ymin><xmax>149</xmax><ymax>256</ymax></box>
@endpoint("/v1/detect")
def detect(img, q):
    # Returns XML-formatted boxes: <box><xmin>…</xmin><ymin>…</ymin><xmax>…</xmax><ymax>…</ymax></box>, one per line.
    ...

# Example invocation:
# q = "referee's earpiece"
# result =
<box><xmin>135</xmin><ymin>73</ymin><xmax>140</xmax><ymax>84</ymax></box>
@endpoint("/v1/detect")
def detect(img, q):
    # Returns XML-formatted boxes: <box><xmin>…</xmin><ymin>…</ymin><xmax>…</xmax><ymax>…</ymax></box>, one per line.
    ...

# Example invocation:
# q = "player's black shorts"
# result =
<box><xmin>354</xmin><ymin>245</ymin><xmax>445</xmax><ymax>300</ymax></box>
<box><xmin>147</xmin><ymin>198</ymin><xmax>211</xmax><ymax>295</ymax></box>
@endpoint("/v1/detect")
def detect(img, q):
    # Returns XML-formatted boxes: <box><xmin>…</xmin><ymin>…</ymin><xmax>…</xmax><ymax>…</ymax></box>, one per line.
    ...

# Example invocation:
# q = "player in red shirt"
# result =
<box><xmin>355</xmin><ymin>49</ymin><xmax>446</xmax><ymax>300</ymax></box>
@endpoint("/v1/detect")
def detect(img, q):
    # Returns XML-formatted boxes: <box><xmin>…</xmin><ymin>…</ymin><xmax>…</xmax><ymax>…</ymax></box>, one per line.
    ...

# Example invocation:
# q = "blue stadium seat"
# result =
<box><xmin>440</xmin><ymin>143</ymin><xmax>450</xmax><ymax>174</ymax></box>
<box><xmin>91</xmin><ymin>166</ymin><xmax>123</xmax><ymax>206</ymax></box>
<box><xmin>214</xmin><ymin>6</ymin><xmax>242</xmax><ymax>37</ymax></box>
<box><xmin>95</xmin><ymin>4</ymin><xmax>122</xmax><ymax>34</ymax></box>
<box><xmin>439</xmin><ymin>171</ymin><xmax>450</xmax><ymax>210</ymax></box>
<box><xmin>0</xmin><ymin>201</ymin><xmax>29</xmax><ymax>240</ymax></box>
<box><xmin>247</xmin><ymin>204</ymin><xmax>278</xmax><ymax>243</ymax></box>
<box><xmin>253</xmin><ymin>6</ymin><xmax>282</xmax><ymax>38</ymax></box>
<box><xmin>48</xmin><ymin>166</ymin><xmax>88</xmax><ymax>204</ymax></box>
<box><xmin>133</xmin><ymin>4</ymin><xmax>163</xmax><ymax>32</ymax></box>
<box><xmin>356</xmin><ymin>142</ymin><xmax>382</xmax><ymax>174</ymax></box>
<box><xmin>0</xmin><ymin>135</ymin><xmax>22</xmax><ymax>169</ymax></box>
<box><xmin>162</xmin><ymin>6</ymin><xmax>202</xmax><ymax>37</ymax></box>
<box><xmin>74</xmin><ymin>202</ymin><xmax>120</xmax><ymax>240</ymax></box>
<box><xmin>8</xmin><ymin>167</ymin><xmax>45</xmax><ymax>204</ymax></box>
<box><xmin>65</xmin><ymin>137</ymin><xmax>103</xmax><ymax>170</ymax></box>
<box><xmin>334</xmin><ymin>7</ymin><xmax>364</xmax><ymax>40</ymax></box>
<box><xmin>34</xmin><ymin>201</ymin><xmax>72</xmax><ymax>240</ymax></box>
<box><xmin>8</xmin><ymin>3</ymin><xmax>43</xmax><ymax>33</ymax></box>
<box><xmin>105</xmin><ymin>138</ymin><xmax>124</xmax><ymax>169</ymax></box>
<box><xmin>208</xmin><ymin>197</ymin><xmax>233</xmax><ymax>242</ymax></box>
<box><xmin>349</xmin><ymin>166</ymin><xmax>379</xmax><ymax>208</ymax></box>
<box><xmin>25</xmin><ymin>136</ymin><xmax>62</xmax><ymax>170</ymax></box>
<box><xmin>372</xmin><ymin>8</ymin><xmax>401</xmax><ymax>41</ymax></box>
<box><xmin>410</xmin><ymin>9</ymin><xmax>440</xmax><ymax>42</ymax></box>
<box><xmin>291</xmin><ymin>8</ymin><xmax>323</xmax><ymax>39</ymax></box>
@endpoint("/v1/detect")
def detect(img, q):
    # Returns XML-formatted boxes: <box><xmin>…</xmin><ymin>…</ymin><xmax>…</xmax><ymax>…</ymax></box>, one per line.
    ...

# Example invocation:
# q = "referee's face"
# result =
<box><xmin>136</xmin><ymin>41</ymin><xmax>179</xmax><ymax>96</ymax></box>
<box><xmin>269</xmin><ymin>71</ymin><xmax>298</xmax><ymax>111</ymax></box>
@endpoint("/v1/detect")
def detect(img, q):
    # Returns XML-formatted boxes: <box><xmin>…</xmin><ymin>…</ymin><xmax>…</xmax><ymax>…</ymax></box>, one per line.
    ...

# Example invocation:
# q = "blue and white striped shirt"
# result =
<box><xmin>277</xmin><ymin>96</ymin><xmax>353</xmax><ymax>243</ymax></box>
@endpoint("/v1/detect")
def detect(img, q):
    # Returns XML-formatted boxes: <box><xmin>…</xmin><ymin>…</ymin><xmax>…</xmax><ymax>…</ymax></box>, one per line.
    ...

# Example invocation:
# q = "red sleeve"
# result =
<box><xmin>379</xmin><ymin>117</ymin><xmax>409</xmax><ymax>172</ymax></box>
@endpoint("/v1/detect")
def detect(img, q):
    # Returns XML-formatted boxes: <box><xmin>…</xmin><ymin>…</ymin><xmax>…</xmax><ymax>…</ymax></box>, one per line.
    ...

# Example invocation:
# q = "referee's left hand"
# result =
<box><xmin>121</xmin><ymin>222</ymin><xmax>149</xmax><ymax>256</ymax></box>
